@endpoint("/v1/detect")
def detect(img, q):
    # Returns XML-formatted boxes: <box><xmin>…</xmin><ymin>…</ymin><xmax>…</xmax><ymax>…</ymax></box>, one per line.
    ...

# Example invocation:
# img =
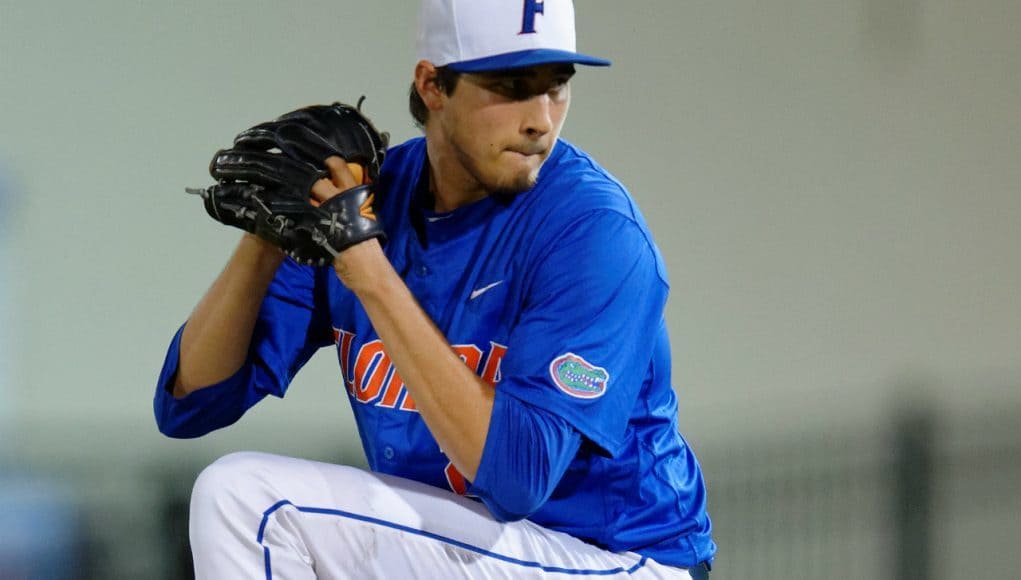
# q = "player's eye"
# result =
<box><xmin>550</xmin><ymin>77</ymin><xmax>570</xmax><ymax>94</ymax></box>
<box><xmin>492</xmin><ymin>78</ymin><xmax>531</xmax><ymax>99</ymax></box>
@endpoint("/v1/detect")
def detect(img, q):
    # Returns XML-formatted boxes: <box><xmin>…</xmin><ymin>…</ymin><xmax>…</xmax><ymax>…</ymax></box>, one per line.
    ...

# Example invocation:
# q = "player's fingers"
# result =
<box><xmin>311</xmin><ymin>178</ymin><xmax>341</xmax><ymax>206</ymax></box>
<box><xmin>324</xmin><ymin>156</ymin><xmax>362</xmax><ymax>190</ymax></box>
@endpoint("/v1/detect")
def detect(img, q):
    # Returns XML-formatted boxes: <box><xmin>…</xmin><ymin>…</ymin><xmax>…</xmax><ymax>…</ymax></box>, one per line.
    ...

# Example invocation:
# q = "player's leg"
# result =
<box><xmin>189</xmin><ymin>451</ymin><xmax>697</xmax><ymax>579</ymax></box>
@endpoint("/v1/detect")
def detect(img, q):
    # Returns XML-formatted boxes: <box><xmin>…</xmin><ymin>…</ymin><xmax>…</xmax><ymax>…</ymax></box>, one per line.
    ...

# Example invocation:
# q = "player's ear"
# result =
<box><xmin>414</xmin><ymin>60</ymin><xmax>445</xmax><ymax>112</ymax></box>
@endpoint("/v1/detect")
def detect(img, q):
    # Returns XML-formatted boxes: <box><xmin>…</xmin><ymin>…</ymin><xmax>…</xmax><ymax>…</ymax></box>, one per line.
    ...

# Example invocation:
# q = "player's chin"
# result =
<box><xmin>490</xmin><ymin>154</ymin><xmax>543</xmax><ymax>194</ymax></box>
<box><xmin>488</xmin><ymin>168</ymin><xmax>539</xmax><ymax>196</ymax></box>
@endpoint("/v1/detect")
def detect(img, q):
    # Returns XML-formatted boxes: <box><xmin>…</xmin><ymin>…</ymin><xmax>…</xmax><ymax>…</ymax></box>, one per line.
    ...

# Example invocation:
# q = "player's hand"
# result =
<box><xmin>310</xmin><ymin>155</ymin><xmax>385</xmax><ymax>286</ymax></box>
<box><xmin>310</xmin><ymin>156</ymin><xmax>367</xmax><ymax>206</ymax></box>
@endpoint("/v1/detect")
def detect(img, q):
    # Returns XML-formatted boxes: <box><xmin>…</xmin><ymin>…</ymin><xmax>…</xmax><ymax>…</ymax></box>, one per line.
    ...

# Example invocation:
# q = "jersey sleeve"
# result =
<box><xmin>497</xmin><ymin>209</ymin><xmax>669</xmax><ymax>457</ymax></box>
<box><xmin>468</xmin><ymin>389</ymin><xmax>583</xmax><ymax>522</ymax></box>
<box><xmin>153</xmin><ymin>258</ymin><xmax>334</xmax><ymax>438</ymax></box>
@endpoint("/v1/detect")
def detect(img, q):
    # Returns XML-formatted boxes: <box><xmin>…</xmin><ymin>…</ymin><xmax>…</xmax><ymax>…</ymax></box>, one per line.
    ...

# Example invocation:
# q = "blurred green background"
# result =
<box><xmin>1</xmin><ymin>0</ymin><xmax>1018</xmax><ymax>578</ymax></box>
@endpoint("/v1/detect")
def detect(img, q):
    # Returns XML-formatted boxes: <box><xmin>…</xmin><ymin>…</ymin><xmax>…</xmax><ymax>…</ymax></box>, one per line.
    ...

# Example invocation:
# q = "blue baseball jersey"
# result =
<box><xmin>155</xmin><ymin>137</ymin><xmax>715</xmax><ymax>567</ymax></box>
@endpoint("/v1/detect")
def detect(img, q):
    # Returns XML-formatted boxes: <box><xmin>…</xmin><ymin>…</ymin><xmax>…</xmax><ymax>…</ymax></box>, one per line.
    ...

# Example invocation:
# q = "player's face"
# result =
<box><xmin>439</xmin><ymin>64</ymin><xmax>574</xmax><ymax>195</ymax></box>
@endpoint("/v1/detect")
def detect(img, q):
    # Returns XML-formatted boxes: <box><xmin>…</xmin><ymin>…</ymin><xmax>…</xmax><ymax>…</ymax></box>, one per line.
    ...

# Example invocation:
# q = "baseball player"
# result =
<box><xmin>155</xmin><ymin>0</ymin><xmax>716</xmax><ymax>577</ymax></box>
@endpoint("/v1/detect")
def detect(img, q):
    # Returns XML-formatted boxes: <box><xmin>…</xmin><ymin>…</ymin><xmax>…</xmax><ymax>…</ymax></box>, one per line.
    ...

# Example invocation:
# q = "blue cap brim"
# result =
<box><xmin>446</xmin><ymin>49</ymin><xmax>611</xmax><ymax>73</ymax></box>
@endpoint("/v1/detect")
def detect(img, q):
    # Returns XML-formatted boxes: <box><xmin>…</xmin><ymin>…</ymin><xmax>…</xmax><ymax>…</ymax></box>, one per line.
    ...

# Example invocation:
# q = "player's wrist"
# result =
<box><xmin>332</xmin><ymin>238</ymin><xmax>392</xmax><ymax>296</ymax></box>
<box><xmin>238</xmin><ymin>233</ymin><xmax>287</xmax><ymax>270</ymax></box>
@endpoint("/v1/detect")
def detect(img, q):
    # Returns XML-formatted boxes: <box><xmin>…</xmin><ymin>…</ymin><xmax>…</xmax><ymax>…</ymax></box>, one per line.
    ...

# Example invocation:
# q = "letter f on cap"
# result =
<box><xmin>521</xmin><ymin>0</ymin><xmax>545</xmax><ymax>34</ymax></box>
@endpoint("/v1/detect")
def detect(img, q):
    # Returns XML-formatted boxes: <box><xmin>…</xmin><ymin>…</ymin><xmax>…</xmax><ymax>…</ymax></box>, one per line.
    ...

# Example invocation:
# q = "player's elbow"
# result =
<box><xmin>154</xmin><ymin>412</ymin><xmax>206</xmax><ymax>439</ymax></box>
<box><xmin>471</xmin><ymin>451</ymin><xmax>557</xmax><ymax>521</ymax></box>
<box><xmin>152</xmin><ymin>387</ymin><xmax>237</xmax><ymax>439</ymax></box>
<box><xmin>480</xmin><ymin>488</ymin><xmax>549</xmax><ymax>523</ymax></box>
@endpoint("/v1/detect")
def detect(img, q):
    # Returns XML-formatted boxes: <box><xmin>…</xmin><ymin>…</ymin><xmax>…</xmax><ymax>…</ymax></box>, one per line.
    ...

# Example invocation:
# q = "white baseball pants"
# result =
<box><xmin>189</xmin><ymin>451</ymin><xmax>694</xmax><ymax>579</ymax></box>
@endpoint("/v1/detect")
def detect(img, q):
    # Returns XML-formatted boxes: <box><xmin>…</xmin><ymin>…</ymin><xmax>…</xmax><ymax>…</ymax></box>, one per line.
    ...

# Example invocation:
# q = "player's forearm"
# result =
<box><xmin>174</xmin><ymin>234</ymin><xmax>285</xmax><ymax>398</ymax></box>
<box><xmin>337</xmin><ymin>242</ymin><xmax>493</xmax><ymax>480</ymax></box>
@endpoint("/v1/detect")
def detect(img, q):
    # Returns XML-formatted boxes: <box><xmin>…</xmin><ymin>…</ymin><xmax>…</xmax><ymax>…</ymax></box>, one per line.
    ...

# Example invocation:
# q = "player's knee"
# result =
<box><xmin>190</xmin><ymin>451</ymin><xmax>274</xmax><ymax>518</ymax></box>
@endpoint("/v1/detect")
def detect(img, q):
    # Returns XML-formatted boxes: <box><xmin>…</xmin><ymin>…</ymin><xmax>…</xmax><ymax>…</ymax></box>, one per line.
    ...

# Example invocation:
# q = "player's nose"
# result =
<box><xmin>521</xmin><ymin>93</ymin><xmax>554</xmax><ymax>139</ymax></box>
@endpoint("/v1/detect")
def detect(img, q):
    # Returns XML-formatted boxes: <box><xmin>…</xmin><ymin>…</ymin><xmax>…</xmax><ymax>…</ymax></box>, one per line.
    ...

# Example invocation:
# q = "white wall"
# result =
<box><xmin>1</xmin><ymin>0</ymin><xmax>1018</xmax><ymax>463</ymax></box>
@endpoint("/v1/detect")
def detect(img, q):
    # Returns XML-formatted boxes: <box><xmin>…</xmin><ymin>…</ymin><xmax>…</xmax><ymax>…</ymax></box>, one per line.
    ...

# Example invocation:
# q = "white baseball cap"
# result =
<box><xmin>416</xmin><ymin>0</ymin><xmax>610</xmax><ymax>72</ymax></box>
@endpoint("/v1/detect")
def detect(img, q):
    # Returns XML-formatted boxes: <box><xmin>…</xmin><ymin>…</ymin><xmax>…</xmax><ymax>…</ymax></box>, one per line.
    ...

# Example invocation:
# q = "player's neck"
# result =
<box><xmin>424</xmin><ymin>134</ymin><xmax>489</xmax><ymax>213</ymax></box>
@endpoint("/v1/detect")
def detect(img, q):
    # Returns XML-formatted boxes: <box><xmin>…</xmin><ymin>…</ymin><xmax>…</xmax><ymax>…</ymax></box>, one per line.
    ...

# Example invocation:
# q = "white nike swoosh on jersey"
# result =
<box><xmin>469</xmin><ymin>281</ymin><xmax>504</xmax><ymax>300</ymax></box>
<box><xmin>426</xmin><ymin>214</ymin><xmax>454</xmax><ymax>222</ymax></box>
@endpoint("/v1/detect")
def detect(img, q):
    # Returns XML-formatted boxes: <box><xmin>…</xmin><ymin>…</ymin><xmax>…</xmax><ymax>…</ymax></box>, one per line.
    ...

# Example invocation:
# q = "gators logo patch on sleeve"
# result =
<box><xmin>549</xmin><ymin>353</ymin><xmax>609</xmax><ymax>399</ymax></box>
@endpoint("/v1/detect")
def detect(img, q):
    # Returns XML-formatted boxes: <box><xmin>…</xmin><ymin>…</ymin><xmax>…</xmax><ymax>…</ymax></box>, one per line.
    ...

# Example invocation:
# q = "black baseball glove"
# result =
<box><xmin>188</xmin><ymin>100</ymin><xmax>389</xmax><ymax>265</ymax></box>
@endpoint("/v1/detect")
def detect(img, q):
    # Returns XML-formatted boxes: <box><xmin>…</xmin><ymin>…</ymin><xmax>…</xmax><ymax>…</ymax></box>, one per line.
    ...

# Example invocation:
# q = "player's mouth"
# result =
<box><xmin>506</xmin><ymin>145</ymin><xmax>547</xmax><ymax>158</ymax></box>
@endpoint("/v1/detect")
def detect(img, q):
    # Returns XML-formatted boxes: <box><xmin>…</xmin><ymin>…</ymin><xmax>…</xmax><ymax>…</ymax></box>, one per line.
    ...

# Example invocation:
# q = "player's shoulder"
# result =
<box><xmin>528</xmin><ymin>140</ymin><xmax>659</xmax><ymax>244</ymax></box>
<box><xmin>536</xmin><ymin>140</ymin><xmax>644</xmax><ymax>222</ymax></box>
<box><xmin>522</xmin><ymin>140</ymin><xmax>670</xmax><ymax>284</ymax></box>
